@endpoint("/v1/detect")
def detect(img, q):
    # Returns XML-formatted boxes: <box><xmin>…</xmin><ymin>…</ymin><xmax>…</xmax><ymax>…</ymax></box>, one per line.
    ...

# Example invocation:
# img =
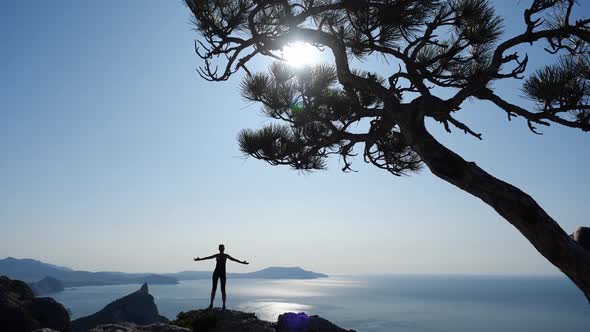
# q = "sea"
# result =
<box><xmin>52</xmin><ymin>275</ymin><xmax>589</xmax><ymax>332</ymax></box>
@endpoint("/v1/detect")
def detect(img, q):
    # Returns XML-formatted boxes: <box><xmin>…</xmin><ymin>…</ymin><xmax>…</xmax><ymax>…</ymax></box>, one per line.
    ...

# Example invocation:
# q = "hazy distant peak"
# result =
<box><xmin>240</xmin><ymin>266</ymin><xmax>328</xmax><ymax>279</ymax></box>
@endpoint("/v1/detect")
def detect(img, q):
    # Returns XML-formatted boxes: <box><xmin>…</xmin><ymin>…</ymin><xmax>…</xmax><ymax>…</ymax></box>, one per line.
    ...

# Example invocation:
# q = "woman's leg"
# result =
<box><xmin>209</xmin><ymin>272</ymin><xmax>219</xmax><ymax>309</ymax></box>
<box><xmin>220</xmin><ymin>274</ymin><xmax>227</xmax><ymax>309</ymax></box>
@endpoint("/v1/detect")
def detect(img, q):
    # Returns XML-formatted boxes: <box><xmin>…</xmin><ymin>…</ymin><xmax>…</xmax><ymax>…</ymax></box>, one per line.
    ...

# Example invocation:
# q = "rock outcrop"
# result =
<box><xmin>571</xmin><ymin>227</ymin><xmax>590</xmax><ymax>251</ymax></box>
<box><xmin>277</xmin><ymin>312</ymin><xmax>354</xmax><ymax>332</ymax></box>
<box><xmin>170</xmin><ymin>309</ymin><xmax>353</xmax><ymax>332</ymax></box>
<box><xmin>172</xmin><ymin>309</ymin><xmax>275</xmax><ymax>332</ymax></box>
<box><xmin>29</xmin><ymin>276</ymin><xmax>65</xmax><ymax>295</ymax></box>
<box><xmin>89</xmin><ymin>322</ymin><xmax>190</xmax><ymax>332</ymax></box>
<box><xmin>71</xmin><ymin>283</ymin><xmax>167</xmax><ymax>332</ymax></box>
<box><xmin>0</xmin><ymin>275</ymin><xmax>70</xmax><ymax>332</ymax></box>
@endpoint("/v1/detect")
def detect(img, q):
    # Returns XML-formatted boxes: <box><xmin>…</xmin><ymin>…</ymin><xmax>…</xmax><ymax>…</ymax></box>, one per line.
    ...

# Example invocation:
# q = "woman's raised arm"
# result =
<box><xmin>193</xmin><ymin>254</ymin><xmax>217</xmax><ymax>261</ymax></box>
<box><xmin>227</xmin><ymin>254</ymin><xmax>249</xmax><ymax>265</ymax></box>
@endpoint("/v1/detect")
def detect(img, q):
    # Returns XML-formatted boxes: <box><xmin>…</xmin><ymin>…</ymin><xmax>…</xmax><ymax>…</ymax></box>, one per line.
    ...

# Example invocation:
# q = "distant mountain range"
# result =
<box><xmin>0</xmin><ymin>257</ymin><xmax>178</xmax><ymax>288</ymax></box>
<box><xmin>0</xmin><ymin>257</ymin><xmax>328</xmax><ymax>292</ymax></box>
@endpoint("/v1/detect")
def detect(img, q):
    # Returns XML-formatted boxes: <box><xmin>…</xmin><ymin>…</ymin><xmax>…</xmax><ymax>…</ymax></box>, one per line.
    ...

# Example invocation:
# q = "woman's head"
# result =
<box><xmin>218</xmin><ymin>244</ymin><xmax>225</xmax><ymax>253</ymax></box>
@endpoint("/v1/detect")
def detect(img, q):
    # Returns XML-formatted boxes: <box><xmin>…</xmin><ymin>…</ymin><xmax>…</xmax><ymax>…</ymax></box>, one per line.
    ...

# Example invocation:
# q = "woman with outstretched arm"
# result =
<box><xmin>193</xmin><ymin>244</ymin><xmax>249</xmax><ymax>310</ymax></box>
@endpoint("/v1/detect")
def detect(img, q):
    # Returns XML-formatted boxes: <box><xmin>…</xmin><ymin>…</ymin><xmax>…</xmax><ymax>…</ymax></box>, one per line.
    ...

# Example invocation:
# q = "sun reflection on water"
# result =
<box><xmin>236</xmin><ymin>301</ymin><xmax>314</xmax><ymax>322</ymax></box>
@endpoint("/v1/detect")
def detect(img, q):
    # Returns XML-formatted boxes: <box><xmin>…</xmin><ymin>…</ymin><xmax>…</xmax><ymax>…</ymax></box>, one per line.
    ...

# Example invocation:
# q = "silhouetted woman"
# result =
<box><xmin>193</xmin><ymin>244</ymin><xmax>249</xmax><ymax>310</ymax></box>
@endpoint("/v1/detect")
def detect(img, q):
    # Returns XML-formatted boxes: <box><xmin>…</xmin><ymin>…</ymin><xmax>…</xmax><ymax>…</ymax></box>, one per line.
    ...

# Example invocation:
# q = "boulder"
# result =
<box><xmin>28</xmin><ymin>297</ymin><xmax>71</xmax><ymax>331</ymax></box>
<box><xmin>71</xmin><ymin>283</ymin><xmax>167</xmax><ymax>332</ymax></box>
<box><xmin>277</xmin><ymin>312</ymin><xmax>355</xmax><ymax>332</ymax></box>
<box><xmin>0</xmin><ymin>275</ymin><xmax>70</xmax><ymax>332</ymax></box>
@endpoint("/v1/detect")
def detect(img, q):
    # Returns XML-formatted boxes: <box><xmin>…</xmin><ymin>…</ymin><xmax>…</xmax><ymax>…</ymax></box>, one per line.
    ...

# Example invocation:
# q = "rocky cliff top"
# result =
<box><xmin>90</xmin><ymin>322</ymin><xmax>190</xmax><ymax>332</ymax></box>
<box><xmin>168</xmin><ymin>308</ymin><xmax>355</xmax><ymax>332</ymax></box>
<box><xmin>89</xmin><ymin>309</ymin><xmax>356</xmax><ymax>332</ymax></box>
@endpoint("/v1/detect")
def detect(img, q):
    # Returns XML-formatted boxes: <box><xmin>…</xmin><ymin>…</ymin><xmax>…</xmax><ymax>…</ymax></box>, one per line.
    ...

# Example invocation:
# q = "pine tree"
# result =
<box><xmin>184</xmin><ymin>0</ymin><xmax>590</xmax><ymax>301</ymax></box>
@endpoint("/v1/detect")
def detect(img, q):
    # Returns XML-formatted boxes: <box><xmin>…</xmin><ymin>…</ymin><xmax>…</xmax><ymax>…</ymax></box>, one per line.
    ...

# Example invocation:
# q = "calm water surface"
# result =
<box><xmin>53</xmin><ymin>275</ymin><xmax>589</xmax><ymax>332</ymax></box>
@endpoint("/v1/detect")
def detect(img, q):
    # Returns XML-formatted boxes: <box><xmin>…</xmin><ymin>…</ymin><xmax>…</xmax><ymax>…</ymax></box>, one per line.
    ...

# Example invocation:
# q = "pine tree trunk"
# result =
<box><xmin>401</xmin><ymin>110</ymin><xmax>590</xmax><ymax>303</ymax></box>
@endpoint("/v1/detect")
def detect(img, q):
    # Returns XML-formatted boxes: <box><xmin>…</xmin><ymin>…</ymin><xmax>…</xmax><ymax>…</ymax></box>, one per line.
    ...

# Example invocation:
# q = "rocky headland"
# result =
<box><xmin>71</xmin><ymin>283</ymin><xmax>167</xmax><ymax>332</ymax></box>
<box><xmin>29</xmin><ymin>277</ymin><xmax>65</xmax><ymax>296</ymax></box>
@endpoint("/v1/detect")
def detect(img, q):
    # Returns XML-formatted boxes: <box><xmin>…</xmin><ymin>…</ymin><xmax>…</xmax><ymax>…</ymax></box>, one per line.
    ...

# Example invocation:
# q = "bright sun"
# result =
<box><xmin>281</xmin><ymin>42</ymin><xmax>321</xmax><ymax>67</ymax></box>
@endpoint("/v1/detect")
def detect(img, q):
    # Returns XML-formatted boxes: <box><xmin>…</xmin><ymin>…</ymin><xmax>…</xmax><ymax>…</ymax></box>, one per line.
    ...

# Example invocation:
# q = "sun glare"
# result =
<box><xmin>281</xmin><ymin>42</ymin><xmax>321</xmax><ymax>67</ymax></box>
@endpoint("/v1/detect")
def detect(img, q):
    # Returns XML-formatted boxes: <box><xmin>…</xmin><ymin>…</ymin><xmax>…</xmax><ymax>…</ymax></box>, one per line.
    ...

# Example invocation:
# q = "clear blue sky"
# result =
<box><xmin>1</xmin><ymin>0</ymin><xmax>588</xmax><ymax>275</ymax></box>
